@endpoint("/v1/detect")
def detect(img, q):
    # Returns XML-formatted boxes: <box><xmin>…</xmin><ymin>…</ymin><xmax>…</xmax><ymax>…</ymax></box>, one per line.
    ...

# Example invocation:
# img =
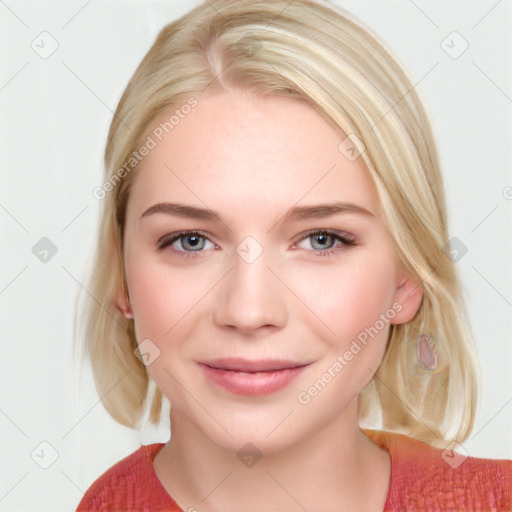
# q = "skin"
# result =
<box><xmin>117</xmin><ymin>88</ymin><xmax>423</xmax><ymax>512</ymax></box>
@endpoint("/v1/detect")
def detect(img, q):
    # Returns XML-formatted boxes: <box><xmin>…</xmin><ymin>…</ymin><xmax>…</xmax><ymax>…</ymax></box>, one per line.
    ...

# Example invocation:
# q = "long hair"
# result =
<box><xmin>75</xmin><ymin>0</ymin><xmax>478</xmax><ymax>446</ymax></box>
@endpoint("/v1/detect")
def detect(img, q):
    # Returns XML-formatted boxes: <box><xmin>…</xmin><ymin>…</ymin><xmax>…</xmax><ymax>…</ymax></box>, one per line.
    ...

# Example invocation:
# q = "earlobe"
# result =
<box><xmin>114</xmin><ymin>287</ymin><xmax>134</xmax><ymax>319</ymax></box>
<box><xmin>390</xmin><ymin>272</ymin><xmax>424</xmax><ymax>325</ymax></box>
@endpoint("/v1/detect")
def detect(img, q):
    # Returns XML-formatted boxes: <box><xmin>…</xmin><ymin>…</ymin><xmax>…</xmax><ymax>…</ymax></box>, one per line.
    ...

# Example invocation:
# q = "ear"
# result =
<box><xmin>114</xmin><ymin>287</ymin><xmax>133</xmax><ymax>319</ymax></box>
<box><xmin>390</xmin><ymin>270</ymin><xmax>424</xmax><ymax>325</ymax></box>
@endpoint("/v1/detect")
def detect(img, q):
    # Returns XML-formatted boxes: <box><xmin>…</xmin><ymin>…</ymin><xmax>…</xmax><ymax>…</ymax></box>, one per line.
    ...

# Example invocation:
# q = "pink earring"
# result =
<box><xmin>416</xmin><ymin>334</ymin><xmax>439</xmax><ymax>371</ymax></box>
<box><xmin>120</xmin><ymin>306</ymin><xmax>133</xmax><ymax>319</ymax></box>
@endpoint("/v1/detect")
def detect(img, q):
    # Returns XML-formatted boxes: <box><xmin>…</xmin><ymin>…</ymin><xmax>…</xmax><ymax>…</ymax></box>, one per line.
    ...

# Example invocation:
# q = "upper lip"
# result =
<box><xmin>199</xmin><ymin>358</ymin><xmax>310</xmax><ymax>373</ymax></box>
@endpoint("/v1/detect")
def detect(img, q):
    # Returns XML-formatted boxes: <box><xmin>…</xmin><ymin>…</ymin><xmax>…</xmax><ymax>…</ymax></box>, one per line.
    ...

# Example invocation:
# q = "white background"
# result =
<box><xmin>0</xmin><ymin>1</ymin><xmax>511</xmax><ymax>510</ymax></box>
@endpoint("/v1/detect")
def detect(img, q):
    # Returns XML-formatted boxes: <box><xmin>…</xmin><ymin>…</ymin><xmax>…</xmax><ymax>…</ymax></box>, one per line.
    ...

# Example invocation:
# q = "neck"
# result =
<box><xmin>154</xmin><ymin>401</ymin><xmax>390</xmax><ymax>512</ymax></box>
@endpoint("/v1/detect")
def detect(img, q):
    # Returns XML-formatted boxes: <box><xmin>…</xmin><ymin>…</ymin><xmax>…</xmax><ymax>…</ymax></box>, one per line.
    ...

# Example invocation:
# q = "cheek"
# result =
<box><xmin>288</xmin><ymin>255</ymin><xmax>397</xmax><ymax>410</ymax></box>
<box><xmin>125</xmin><ymin>256</ymin><xmax>207</xmax><ymax>401</ymax></box>
<box><xmin>290</xmin><ymin>252</ymin><xmax>397</xmax><ymax>351</ymax></box>
<box><xmin>125</xmin><ymin>253</ymin><xmax>203</xmax><ymax>343</ymax></box>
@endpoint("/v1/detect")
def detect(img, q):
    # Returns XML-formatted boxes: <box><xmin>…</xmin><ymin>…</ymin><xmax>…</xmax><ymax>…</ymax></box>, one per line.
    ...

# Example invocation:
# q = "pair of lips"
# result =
<box><xmin>199</xmin><ymin>358</ymin><xmax>308</xmax><ymax>373</ymax></box>
<box><xmin>198</xmin><ymin>359</ymin><xmax>311</xmax><ymax>396</ymax></box>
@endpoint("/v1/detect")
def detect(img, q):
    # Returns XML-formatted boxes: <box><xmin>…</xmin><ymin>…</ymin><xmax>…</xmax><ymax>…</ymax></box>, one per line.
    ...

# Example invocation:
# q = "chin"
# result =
<box><xmin>205</xmin><ymin>422</ymin><xmax>303</xmax><ymax>457</ymax></box>
<box><xmin>178</xmin><ymin>400</ymin><xmax>307</xmax><ymax>456</ymax></box>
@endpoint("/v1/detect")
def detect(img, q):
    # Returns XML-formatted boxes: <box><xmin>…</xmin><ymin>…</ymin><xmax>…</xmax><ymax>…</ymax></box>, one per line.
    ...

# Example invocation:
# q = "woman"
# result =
<box><xmin>76</xmin><ymin>1</ymin><xmax>511</xmax><ymax>510</ymax></box>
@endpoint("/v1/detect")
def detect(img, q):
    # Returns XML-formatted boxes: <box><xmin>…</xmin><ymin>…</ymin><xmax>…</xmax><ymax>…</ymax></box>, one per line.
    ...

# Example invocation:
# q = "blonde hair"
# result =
<box><xmin>76</xmin><ymin>0</ymin><xmax>478</xmax><ymax>447</ymax></box>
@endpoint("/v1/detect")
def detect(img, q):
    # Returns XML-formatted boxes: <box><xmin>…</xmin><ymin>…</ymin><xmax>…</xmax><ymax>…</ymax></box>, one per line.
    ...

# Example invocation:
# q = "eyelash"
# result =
<box><xmin>157</xmin><ymin>229</ymin><xmax>357</xmax><ymax>260</ymax></box>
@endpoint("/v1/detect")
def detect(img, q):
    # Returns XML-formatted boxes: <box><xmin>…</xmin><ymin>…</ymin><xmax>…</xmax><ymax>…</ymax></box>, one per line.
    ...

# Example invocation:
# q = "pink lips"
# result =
<box><xmin>198</xmin><ymin>358</ymin><xmax>309</xmax><ymax>396</ymax></box>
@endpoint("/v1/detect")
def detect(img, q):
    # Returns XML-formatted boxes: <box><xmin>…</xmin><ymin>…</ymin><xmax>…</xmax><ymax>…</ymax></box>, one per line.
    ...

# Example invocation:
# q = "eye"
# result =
<box><xmin>294</xmin><ymin>229</ymin><xmax>356</xmax><ymax>257</ymax></box>
<box><xmin>157</xmin><ymin>231</ymin><xmax>216</xmax><ymax>258</ymax></box>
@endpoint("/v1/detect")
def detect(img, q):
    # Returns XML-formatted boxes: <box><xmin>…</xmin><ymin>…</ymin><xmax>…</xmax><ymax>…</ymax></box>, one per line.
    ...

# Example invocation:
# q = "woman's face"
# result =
<box><xmin>120</xmin><ymin>89</ymin><xmax>421</xmax><ymax>453</ymax></box>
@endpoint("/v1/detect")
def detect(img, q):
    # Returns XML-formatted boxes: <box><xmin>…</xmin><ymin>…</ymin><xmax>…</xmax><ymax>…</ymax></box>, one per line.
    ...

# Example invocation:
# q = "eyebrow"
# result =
<box><xmin>140</xmin><ymin>201</ymin><xmax>374</xmax><ymax>223</ymax></box>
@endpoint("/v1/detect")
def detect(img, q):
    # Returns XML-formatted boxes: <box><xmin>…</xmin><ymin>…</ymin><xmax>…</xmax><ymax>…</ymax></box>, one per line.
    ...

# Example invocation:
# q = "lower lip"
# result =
<box><xmin>199</xmin><ymin>364</ymin><xmax>308</xmax><ymax>396</ymax></box>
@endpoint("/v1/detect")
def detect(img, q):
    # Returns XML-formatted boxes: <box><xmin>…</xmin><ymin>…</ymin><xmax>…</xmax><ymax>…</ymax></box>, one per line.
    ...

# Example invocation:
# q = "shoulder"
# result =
<box><xmin>364</xmin><ymin>429</ymin><xmax>512</xmax><ymax>511</ymax></box>
<box><xmin>75</xmin><ymin>443</ymin><xmax>182</xmax><ymax>512</ymax></box>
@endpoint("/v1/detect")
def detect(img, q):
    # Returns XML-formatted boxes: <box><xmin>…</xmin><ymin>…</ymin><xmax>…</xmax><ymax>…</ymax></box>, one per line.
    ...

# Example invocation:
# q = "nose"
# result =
<box><xmin>212</xmin><ymin>248</ymin><xmax>288</xmax><ymax>334</ymax></box>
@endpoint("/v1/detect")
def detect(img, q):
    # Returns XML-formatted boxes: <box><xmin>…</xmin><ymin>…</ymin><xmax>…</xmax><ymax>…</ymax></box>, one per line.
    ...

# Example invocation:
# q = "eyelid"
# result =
<box><xmin>157</xmin><ymin>230</ymin><xmax>216</xmax><ymax>251</ymax></box>
<box><xmin>292</xmin><ymin>228</ymin><xmax>356</xmax><ymax>247</ymax></box>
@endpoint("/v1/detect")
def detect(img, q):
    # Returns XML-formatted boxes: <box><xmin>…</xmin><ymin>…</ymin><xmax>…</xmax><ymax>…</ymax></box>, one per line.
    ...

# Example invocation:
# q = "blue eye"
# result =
<box><xmin>157</xmin><ymin>231</ymin><xmax>215</xmax><ymax>256</ymax></box>
<box><xmin>295</xmin><ymin>230</ymin><xmax>356</xmax><ymax>257</ymax></box>
<box><xmin>175</xmin><ymin>234</ymin><xmax>207</xmax><ymax>251</ymax></box>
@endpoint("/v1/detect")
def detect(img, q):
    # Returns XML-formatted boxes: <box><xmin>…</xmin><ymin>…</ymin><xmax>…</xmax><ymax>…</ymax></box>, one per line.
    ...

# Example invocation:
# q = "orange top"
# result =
<box><xmin>76</xmin><ymin>429</ymin><xmax>511</xmax><ymax>511</ymax></box>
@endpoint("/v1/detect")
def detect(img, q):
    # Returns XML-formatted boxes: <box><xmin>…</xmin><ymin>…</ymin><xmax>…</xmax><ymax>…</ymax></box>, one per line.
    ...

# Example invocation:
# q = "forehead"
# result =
<box><xmin>127</xmin><ymin>90</ymin><xmax>379</xmax><ymax>224</ymax></box>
